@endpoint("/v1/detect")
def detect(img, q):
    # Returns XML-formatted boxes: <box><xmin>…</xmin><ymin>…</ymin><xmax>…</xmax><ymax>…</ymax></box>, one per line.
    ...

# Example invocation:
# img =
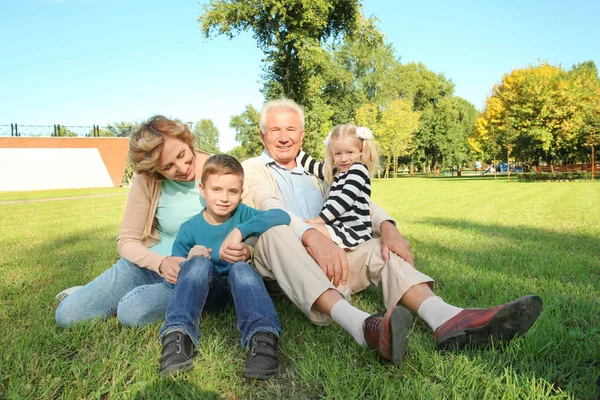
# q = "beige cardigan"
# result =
<box><xmin>116</xmin><ymin>173</ymin><xmax>165</xmax><ymax>273</ymax></box>
<box><xmin>241</xmin><ymin>156</ymin><xmax>394</xmax><ymax>237</ymax></box>
<box><xmin>116</xmin><ymin>150</ymin><xmax>210</xmax><ymax>274</ymax></box>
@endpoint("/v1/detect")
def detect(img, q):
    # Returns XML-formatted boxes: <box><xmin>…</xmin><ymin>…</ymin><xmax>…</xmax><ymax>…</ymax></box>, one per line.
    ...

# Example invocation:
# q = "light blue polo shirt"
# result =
<box><xmin>260</xmin><ymin>150</ymin><xmax>324</xmax><ymax>239</ymax></box>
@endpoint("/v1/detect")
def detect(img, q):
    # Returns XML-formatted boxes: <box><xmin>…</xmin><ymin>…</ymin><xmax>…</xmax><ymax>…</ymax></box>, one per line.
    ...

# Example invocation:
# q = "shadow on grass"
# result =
<box><xmin>132</xmin><ymin>380</ymin><xmax>225</xmax><ymax>399</ymax></box>
<box><xmin>405</xmin><ymin>216</ymin><xmax>599</xmax><ymax>398</ymax></box>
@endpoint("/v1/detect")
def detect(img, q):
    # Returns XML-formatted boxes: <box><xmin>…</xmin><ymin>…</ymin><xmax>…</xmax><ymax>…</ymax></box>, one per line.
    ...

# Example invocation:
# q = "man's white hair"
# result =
<box><xmin>259</xmin><ymin>98</ymin><xmax>305</xmax><ymax>133</ymax></box>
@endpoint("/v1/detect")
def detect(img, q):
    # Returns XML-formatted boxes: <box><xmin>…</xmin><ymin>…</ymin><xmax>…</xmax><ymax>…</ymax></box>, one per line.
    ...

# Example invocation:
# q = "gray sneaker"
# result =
<box><xmin>55</xmin><ymin>286</ymin><xmax>83</xmax><ymax>303</ymax></box>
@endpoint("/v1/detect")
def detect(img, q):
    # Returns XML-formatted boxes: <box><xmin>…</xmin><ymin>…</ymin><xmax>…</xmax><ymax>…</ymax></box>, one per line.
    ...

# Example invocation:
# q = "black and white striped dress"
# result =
<box><xmin>299</xmin><ymin>152</ymin><xmax>372</xmax><ymax>249</ymax></box>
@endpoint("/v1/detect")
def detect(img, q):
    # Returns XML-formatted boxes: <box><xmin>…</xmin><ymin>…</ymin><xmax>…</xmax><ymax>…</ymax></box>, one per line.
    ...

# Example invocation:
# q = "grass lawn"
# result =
<box><xmin>0</xmin><ymin>187</ymin><xmax>130</xmax><ymax>203</ymax></box>
<box><xmin>1</xmin><ymin>178</ymin><xmax>598</xmax><ymax>399</ymax></box>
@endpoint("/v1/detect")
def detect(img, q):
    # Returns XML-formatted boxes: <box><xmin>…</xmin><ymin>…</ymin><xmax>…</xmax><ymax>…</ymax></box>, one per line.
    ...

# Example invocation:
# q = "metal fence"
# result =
<box><xmin>0</xmin><ymin>124</ymin><xmax>115</xmax><ymax>137</ymax></box>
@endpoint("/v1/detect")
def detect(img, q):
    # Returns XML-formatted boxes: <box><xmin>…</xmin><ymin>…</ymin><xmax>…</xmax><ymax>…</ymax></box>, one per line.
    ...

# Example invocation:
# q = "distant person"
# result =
<box><xmin>55</xmin><ymin>116</ymin><xmax>251</xmax><ymax>328</ymax></box>
<box><xmin>241</xmin><ymin>98</ymin><xmax>543</xmax><ymax>365</ymax></box>
<box><xmin>158</xmin><ymin>154</ymin><xmax>290</xmax><ymax>378</ymax></box>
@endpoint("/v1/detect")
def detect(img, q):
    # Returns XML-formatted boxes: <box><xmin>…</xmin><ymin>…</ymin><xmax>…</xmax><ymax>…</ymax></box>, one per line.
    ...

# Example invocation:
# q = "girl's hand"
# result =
<box><xmin>187</xmin><ymin>245</ymin><xmax>212</xmax><ymax>260</ymax></box>
<box><xmin>304</xmin><ymin>216</ymin><xmax>325</xmax><ymax>225</ymax></box>
<box><xmin>159</xmin><ymin>256</ymin><xmax>185</xmax><ymax>284</ymax></box>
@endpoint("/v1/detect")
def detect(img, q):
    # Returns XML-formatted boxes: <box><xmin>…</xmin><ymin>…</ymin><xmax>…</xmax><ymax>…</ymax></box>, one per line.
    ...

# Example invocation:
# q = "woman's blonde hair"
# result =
<box><xmin>323</xmin><ymin>124</ymin><xmax>379</xmax><ymax>183</ymax></box>
<box><xmin>128</xmin><ymin>115</ymin><xmax>194</xmax><ymax>180</ymax></box>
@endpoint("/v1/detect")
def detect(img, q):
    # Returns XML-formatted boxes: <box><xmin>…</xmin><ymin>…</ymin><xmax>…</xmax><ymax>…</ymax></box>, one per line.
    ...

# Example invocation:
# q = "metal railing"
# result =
<box><xmin>1</xmin><ymin>124</ymin><xmax>114</xmax><ymax>137</ymax></box>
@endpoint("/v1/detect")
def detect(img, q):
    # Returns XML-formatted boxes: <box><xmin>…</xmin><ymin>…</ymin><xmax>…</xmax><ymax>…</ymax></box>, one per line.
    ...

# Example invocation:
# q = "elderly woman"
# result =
<box><xmin>55</xmin><ymin>115</ymin><xmax>251</xmax><ymax>327</ymax></box>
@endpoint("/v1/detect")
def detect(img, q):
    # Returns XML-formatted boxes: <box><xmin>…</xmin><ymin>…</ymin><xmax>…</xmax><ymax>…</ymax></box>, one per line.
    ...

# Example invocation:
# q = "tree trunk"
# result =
<box><xmin>592</xmin><ymin>144</ymin><xmax>595</xmax><ymax>181</ymax></box>
<box><xmin>384</xmin><ymin>157</ymin><xmax>390</xmax><ymax>179</ymax></box>
<box><xmin>433</xmin><ymin>160</ymin><xmax>439</xmax><ymax>177</ymax></box>
<box><xmin>410</xmin><ymin>160</ymin><xmax>414</xmax><ymax>176</ymax></box>
<box><xmin>393</xmin><ymin>153</ymin><xmax>397</xmax><ymax>179</ymax></box>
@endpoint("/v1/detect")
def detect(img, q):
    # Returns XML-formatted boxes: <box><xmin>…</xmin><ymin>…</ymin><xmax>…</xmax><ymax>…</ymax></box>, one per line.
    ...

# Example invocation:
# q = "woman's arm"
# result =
<box><xmin>116</xmin><ymin>174</ymin><xmax>165</xmax><ymax>273</ymax></box>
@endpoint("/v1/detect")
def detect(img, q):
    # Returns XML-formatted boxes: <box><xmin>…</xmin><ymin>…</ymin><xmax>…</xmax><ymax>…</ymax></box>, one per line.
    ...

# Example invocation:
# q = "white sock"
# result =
<box><xmin>330</xmin><ymin>300</ymin><xmax>371</xmax><ymax>346</ymax></box>
<box><xmin>417</xmin><ymin>296</ymin><xmax>463</xmax><ymax>332</ymax></box>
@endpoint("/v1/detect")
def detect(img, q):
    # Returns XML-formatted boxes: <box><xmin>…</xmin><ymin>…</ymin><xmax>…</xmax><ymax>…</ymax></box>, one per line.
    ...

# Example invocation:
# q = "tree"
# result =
<box><xmin>58</xmin><ymin>126</ymin><xmax>78</xmax><ymax>137</ymax></box>
<box><xmin>199</xmin><ymin>0</ymin><xmax>359</xmax><ymax>104</ymax></box>
<box><xmin>378</xmin><ymin>99</ymin><xmax>420</xmax><ymax>178</ymax></box>
<box><xmin>229</xmin><ymin>104</ymin><xmax>263</xmax><ymax>159</ymax></box>
<box><xmin>193</xmin><ymin>119</ymin><xmax>220</xmax><ymax>154</ymax></box>
<box><xmin>103</xmin><ymin>122</ymin><xmax>135</xmax><ymax>137</ymax></box>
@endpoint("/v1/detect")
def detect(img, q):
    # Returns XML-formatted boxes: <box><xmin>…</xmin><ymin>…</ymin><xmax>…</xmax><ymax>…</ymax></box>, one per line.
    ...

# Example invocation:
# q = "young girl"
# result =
<box><xmin>303</xmin><ymin>123</ymin><xmax>378</xmax><ymax>250</ymax></box>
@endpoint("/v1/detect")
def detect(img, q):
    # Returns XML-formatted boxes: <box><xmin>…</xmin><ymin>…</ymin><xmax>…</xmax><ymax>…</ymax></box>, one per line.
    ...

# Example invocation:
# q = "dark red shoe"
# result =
<box><xmin>434</xmin><ymin>295</ymin><xmax>543</xmax><ymax>350</ymax></box>
<box><xmin>363</xmin><ymin>306</ymin><xmax>412</xmax><ymax>364</ymax></box>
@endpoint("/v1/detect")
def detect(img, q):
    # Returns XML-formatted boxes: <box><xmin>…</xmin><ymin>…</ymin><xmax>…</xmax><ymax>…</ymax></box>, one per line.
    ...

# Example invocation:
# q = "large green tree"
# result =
<box><xmin>199</xmin><ymin>0</ymin><xmax>359</xmax><ymax>104</ymax></box>
<box><xmin>193</xmin><ymin>119</ymin><xmax>220</xmax><ymax>154</ymax></box>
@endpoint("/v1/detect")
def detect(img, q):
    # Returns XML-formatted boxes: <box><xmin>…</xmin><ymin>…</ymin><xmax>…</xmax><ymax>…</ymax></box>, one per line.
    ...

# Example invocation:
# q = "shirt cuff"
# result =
<box><xmin>296</xmin><ymin>223</ymin><xmax>314</xmax><ymax>240</ymax></box>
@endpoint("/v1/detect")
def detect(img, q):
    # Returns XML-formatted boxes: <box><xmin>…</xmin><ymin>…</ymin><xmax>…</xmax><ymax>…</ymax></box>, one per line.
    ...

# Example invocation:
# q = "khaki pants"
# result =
<box><xmin>254</xmin><ymin>225</ymin><xmax>434</xmax><ymax>325</ymax></box>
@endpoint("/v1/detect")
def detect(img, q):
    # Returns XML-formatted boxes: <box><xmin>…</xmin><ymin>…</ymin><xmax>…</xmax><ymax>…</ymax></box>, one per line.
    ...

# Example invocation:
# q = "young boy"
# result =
<box><xmin>158</xmin><ymin>154</ymin><xmax>290</xmax><ymax>379</ymax></box>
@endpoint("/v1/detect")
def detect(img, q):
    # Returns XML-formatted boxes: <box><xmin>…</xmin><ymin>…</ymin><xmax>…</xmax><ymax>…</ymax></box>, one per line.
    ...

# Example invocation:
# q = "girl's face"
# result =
<box><xmin>158</xmin><ymin>136</ymin><xmax>196</xmax><ymax>181</ymax></box>
<box><xmin>330</xmin><ymin>138</ymin><xmax>361</xmax><ymax>172</ymax></box>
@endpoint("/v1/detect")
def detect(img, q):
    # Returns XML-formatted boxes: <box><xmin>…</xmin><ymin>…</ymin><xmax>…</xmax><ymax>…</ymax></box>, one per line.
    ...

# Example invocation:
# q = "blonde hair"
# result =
<box><xmin>259</xmin><ymin>98</ymin><xmax>305</xmax><ymax>133</ymax></box>
<box><xmin>323</xmin><ymin>124</ymin><xmax>379</xmax><ymax>183</ymax></box>
<box><xmin>128</xmin><ymin>115</ymin><xmax>194</xmax><ymax>180</ymax></box>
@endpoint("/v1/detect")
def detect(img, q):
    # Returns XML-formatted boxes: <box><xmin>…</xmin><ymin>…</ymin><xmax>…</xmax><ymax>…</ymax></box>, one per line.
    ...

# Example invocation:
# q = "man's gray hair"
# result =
<box><xmin>259</xmin><ymin>98</ymin><xmax>305</xmax><ymax>133</ymax></box>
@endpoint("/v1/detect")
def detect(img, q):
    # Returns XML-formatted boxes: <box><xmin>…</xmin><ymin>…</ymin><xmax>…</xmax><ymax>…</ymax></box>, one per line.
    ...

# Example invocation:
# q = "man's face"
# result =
<box><xmin>260</xmin><ymin>109</ymin><xmax>305</xmax><ymax>169</ymax></box>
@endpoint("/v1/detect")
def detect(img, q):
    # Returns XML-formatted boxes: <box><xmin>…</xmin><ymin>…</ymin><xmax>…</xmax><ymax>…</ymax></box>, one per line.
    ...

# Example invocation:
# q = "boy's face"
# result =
<box><xmin>199</xmin><ymin>173</ymin><xmax>243</xmax><ymax>221</ymax></box>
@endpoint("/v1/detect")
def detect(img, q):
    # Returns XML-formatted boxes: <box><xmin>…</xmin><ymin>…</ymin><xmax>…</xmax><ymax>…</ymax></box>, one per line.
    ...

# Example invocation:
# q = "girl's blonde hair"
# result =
<box><xmin>128</xmin><ymin>115</ymin><xmax>195</xmax><ymax>180</ymax></box>
<box><xmin>323</xmin><ymin>124</ymin><xmax>379</xmax><ymax>183</ymax></box>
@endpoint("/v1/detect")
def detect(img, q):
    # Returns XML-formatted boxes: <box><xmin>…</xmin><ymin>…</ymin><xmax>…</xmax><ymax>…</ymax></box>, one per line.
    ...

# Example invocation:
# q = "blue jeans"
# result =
<box><xmin>159</xmin><ymin>257</ymin><xmax>281</xmax><ymax>349</ymax></box>
<box><xmin>55</xmin><ymin>258</ymin><xmax>172</xmax><ymax>328</ymax></box>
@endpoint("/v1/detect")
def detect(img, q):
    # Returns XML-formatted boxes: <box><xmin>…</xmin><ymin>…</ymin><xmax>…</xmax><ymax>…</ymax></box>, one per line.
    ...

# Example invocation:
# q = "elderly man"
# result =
<box><xmin>241</xmin><ymin>98</ymin><xmax>542</xmax><ymax>364</ymax></box>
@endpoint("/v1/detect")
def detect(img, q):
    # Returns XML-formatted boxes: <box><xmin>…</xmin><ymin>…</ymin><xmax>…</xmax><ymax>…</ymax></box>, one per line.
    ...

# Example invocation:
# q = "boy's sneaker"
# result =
<box><xmin>55</xmin><ymin>286</ymin><xmax>83</xmax><ymax>303</ymax></box>
<box><xmin>244</xmin><ymin>331</ymin><xmax>278</xmax><ymax>379</ymax></box>
<box><xmin>158</xmin><ymin>330</ymin><xmax>197</xmax><ymax>377</ymax></box>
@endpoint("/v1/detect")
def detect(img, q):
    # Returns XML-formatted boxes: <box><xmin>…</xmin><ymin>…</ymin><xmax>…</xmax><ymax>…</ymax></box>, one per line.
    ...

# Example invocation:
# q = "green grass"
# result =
<box><xmin>1</xmin><ymin>178</ymin><xmax>598</xmax><ymax>399</ymax></box>
<box><xmin>0</xmin><ymin>187</ymin><xmax>129</xmax><ymax>202</ymax></box>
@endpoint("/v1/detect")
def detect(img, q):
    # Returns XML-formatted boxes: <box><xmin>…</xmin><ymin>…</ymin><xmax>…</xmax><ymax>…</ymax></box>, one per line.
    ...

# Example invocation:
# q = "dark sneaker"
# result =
<box><xmin>244</xmin><ymin>331</ymin><xmax>278</xmax><ymax>379</ymax></box>
<box><xmin>158</xmin><ymin>330</ymin><xmax>197</xmax><ymax>377</ymax></box>
<box><xmin>363</xmin><ymin>306</ymin><xmax>412</xmax><ymax>365</ymax></box>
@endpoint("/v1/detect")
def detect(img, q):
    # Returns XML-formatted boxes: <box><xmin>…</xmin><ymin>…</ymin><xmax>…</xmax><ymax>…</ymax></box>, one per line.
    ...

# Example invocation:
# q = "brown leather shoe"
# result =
<box><xmin>363</xmin><ymin>306</ymin><xmax>412</xmax><ymax>364</ymax></box>
<box><xmin>434</xmin><ymin>295</ymin><xmax>543</xmax><ymax>350</ymax></box>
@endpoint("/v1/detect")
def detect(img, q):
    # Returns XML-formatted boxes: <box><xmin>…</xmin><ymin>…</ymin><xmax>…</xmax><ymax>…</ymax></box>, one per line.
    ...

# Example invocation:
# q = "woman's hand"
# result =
<box><xmin>159</xmin><ymin>256</ymin><xmax>185</xmax><ymax>284</ymax></box>
<box><xmin>187</xmin><ymin>245</ymin><xmax>211</xmax><ymax>260</ymax></box>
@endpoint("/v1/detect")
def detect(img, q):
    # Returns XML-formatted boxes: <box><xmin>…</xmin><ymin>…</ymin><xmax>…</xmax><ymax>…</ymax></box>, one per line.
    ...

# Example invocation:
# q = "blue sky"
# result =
<box><xmin>1</xmin><ymin>0</ymin><xmax>598</xmax><ymax>150</ymax></box>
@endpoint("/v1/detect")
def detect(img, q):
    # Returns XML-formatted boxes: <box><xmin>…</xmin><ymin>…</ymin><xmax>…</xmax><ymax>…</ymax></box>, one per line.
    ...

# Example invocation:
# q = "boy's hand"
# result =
<box><xmin>159</xmin><ymin>256</ymin><xmax>185</xmax><ymax>284</ymax></box>
<box><xmin>219</xmin><ymin>228</ymin><xmax>243</xmax><ymax>262</ymax></box>
<box><xmin>187</xmin><ymin>245</ymin><xmax>211</xmax><ymax>260</ymax></box>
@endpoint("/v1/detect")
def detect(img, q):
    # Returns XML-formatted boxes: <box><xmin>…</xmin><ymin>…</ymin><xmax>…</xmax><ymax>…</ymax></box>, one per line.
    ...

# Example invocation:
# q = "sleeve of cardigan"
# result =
<box><xmin>116</xmin><ymin>174</ymin><xmax>166</xmax><ymax>273</ymax></box>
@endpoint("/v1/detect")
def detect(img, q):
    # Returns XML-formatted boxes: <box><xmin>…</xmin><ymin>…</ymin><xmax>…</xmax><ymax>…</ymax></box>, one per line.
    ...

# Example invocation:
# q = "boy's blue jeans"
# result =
<box><xmin>159</xmin><ymin>256</ymin><xmax>281</xmax><ymax>349</ymax></box>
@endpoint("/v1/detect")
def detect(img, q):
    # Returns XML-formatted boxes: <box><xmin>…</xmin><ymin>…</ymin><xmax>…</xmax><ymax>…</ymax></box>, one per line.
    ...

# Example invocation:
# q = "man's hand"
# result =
<box><xmin>187</xmin><ymin>245</ymin><xmax>211</xmax><ymax>260</ymax></box>
<box><xmin>380</xmin><ymin>221</ymin><xmax>414</xmax><ymax>266</ymax></box>
<box><xmin>159</xmin><ymin>256</ymin><xmax>185</xmax><ymax>284</ymax></box>
<box><xmin>302</xmin><ymin>228</ymin><xmax>348</xmax><ymax>287</ymax></box>
<box><xmin>219</xmin><ymin>228</ymin><xmax>250</xmax><ymax>263</ymax></box>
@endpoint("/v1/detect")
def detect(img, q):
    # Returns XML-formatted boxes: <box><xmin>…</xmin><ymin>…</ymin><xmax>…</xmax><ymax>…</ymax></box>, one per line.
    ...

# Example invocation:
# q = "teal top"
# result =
<box><xmin>150</xmin><ymin>178</ymin><xmax>205</xmax><ymax>256</ymax></box>
<box><xmin>172</xmin><ymin>204</ymin><xmax>290</xmax><ymax>276</ymax></box>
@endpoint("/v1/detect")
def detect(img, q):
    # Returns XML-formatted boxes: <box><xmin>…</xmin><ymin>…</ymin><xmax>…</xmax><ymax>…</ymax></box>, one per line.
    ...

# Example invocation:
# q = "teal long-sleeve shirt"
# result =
<box><xmin>171</xmin><ymin>203</ymin><xmax>290</xmax><ymax>277</ymax></box>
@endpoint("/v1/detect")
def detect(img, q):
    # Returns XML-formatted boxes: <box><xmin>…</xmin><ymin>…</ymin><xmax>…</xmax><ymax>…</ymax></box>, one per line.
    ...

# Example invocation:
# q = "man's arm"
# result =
<box><xmin>369</xmin><ymin>202</ymin><xmax>414</xmax><ymax>266</ymax></box>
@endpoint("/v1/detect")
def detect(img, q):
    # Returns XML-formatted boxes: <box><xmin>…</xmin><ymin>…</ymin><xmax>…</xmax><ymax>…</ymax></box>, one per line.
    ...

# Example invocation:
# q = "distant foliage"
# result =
<box><xmin>193</xmin><ymin>119</ymin><xmax>220</xmax><ymax>154</ymax></box>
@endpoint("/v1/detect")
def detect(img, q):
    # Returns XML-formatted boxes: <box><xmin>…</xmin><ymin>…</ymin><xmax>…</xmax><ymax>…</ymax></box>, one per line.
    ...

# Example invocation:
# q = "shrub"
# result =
<box><xmin>518</xmin><ymin>172</ymin><xmax>592</xmax><ymax>181</ymax></box>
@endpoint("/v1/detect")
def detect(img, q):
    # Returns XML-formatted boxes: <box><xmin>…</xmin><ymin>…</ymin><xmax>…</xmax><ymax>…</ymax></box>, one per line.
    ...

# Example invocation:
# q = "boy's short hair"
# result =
<box><xmin>201</xmin><ymin>154</ymin><xmax>244</xmax><ymax>183</ymax></box>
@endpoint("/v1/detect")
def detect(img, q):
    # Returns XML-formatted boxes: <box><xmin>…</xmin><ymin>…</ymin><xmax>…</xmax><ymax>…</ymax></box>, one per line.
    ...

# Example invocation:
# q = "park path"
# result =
<box><xmin>0</xmin><ymin>192</ymin><xmax>128</xmax><ymax>206</ymax></box>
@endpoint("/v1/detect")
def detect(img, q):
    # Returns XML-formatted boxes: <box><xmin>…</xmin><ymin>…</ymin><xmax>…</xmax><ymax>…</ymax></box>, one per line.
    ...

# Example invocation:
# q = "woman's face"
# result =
<box><xmin>158</xmin><ymin>136</ymin><xmax>195</xmax><ymax>181</ymax></box>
